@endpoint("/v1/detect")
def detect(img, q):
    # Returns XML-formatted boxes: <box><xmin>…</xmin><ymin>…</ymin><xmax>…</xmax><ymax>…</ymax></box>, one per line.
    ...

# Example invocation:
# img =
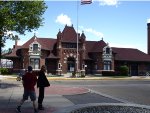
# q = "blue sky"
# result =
<box><xmin>4</xmin><ymin>0</ymin><xmax>150</xmax><ymax>53</ymax></box>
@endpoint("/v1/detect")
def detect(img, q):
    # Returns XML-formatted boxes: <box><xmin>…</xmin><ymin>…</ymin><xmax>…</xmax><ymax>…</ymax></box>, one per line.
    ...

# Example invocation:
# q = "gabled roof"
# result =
<box><xmin>61</xmin><ymin>25</ymin><xmax>78</xmax><ymax>43</ymax></box>
<box><xmin>112</xmin><ymin>47</ymin><xmax>150</xmax><ymax>62</ymax></box>
<box><xmin>91</xmin><ymin>40</ymin><xmax>107</xmax><ymax>52</ymax></box>
<box><xmin>84</xmin><ymin>40</ymin><xmax>107</xmax><ymax>60</ymax></box>
<box><xmin>5</xmin><ymin>45</ymin><xmax>21</xmax><ymax>58</ymax></box>
<box><xmin>21</xmin><ymin>36</ymin><xmax>56</xmax><ymax>50</ymax></box>
<box><xmin>85</xmin><ymin>41</ymin><xmax>96</xmax><ymax>52</ymax></box>
<box><xmin>85</xmin><ymin>40</ymin><xmax>107</xmax><ymax>52</ymax></box>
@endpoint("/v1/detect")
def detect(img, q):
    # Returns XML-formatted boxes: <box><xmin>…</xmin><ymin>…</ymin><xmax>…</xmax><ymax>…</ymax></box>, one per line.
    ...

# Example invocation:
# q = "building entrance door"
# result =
<box><xmin>131</xmin><ymin>64</ymin><xmax>138</xmax><ymax>76</ymax></box>
<box><xmin>67</xmin><ymin>57</ymin><xmax>75</xmax><ymax>72</ymax></box>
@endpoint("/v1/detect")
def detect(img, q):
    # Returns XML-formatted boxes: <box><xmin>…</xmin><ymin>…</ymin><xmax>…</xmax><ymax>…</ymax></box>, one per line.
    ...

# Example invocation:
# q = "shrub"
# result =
<box><xmin>0</xmin><ymin>68</ymin><xmax>9</xmax><ymax>75</ymax></box>
<box><xmin>72</xmin><ymin>71</ymin><xmax>76</xmax><ymax>77</ymax></box>
<box><xmin>81</xmin><ymin>71</ymin><xmax>85</xmax><ymax>77</ymax></box>
<box><xmin>119</xmin><ymin>65</ymin><xmax>129</xmax><ymax>76</ymax></box>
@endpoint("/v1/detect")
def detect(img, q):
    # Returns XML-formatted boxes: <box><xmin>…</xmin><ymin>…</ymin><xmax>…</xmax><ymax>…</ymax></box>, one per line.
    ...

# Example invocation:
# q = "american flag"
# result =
<box><xmin>81</xmin><ymin>0</ymin><xmax>92</xmax><ymax>5</ymax></box>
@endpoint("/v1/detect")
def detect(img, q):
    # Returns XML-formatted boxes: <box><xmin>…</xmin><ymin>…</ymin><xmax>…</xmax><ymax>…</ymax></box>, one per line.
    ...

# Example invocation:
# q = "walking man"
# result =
<box><xmin>16</xmin><ymin>66</ymin><xmax>38</xmax><ymax>113</ymax></box>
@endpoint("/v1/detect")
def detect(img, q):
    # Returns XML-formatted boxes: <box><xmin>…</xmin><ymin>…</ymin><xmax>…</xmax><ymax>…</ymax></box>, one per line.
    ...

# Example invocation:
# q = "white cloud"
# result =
<box><xmin>98</xmin><ymin>0</ymin><xmax>119</xmax><ymax>6</ymax></box>
<box><xmin>55</xmin><ymin>13</ymin><xmax>72</xmax><ymax>26</ymax></box>
<box><xmin>79</xmin><ymin>26</ymin><xmax>104</xmax><ymax>39</ymax></box>
<box><xmin>18</xmin><ymin>40</ymin><xmax>26</xmax><ymax>46</ymax></box>
<box><xmin>147</xmin><ymin>18</ymin><xmax>150</xmax><ymax>23</ymax></box>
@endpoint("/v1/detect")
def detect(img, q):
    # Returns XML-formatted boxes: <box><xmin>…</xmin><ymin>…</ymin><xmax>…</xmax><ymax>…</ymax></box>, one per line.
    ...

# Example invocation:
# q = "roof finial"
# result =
<box><xmin>34</xmin><ymin>30</ymin><xmax>38</xmax><ymax>37</ymax></box>
<box><xmin>33</xmin><ymin>31</ymin><xmax>37</xmax><ymax>40</ymax></box>
<box><xmin>34</xmin><ymin>32</ymin><xmax>36</xmax><ymax>37</ymax></box>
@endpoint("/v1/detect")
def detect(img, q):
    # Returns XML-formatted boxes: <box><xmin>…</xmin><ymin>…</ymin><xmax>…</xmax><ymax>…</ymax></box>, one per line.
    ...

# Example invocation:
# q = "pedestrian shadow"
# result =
<box><xmin>0</xmin><ymin>82</ymin><xmax>19</xmax><ymax>89</ymax></box>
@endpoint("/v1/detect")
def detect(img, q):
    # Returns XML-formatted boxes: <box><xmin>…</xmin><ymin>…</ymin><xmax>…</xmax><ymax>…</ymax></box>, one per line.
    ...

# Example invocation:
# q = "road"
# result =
<box><xmin>1</xmin><ymin>78</ymin><xmax>150</xmax><ymax>113</ymax></box>
<box><xmin>51</xmin><ymin>79</ymin><xmax>150</xmax><ymax>105</ymax></box>
<box><xmin>1</xmin><ymin>79</ymin><xmax>150</xmax><ymax>106</ymax></box>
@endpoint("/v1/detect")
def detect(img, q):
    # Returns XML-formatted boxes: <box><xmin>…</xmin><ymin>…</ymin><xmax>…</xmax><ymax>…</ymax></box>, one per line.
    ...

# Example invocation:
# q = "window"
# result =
<box><xmin>95</xmin><ymin>64</ymin><xmax>98</xmax><ymax>70</ymax></box>
<box><xmin>58</xmin><ymin>63</ymin><xmax>61</xmax><ymax>69</ymax></box>
<box><xmin>106</xmin><ymin>48</ymin><xmax>110</xmax><ymax>54</ymax></box>
<box><xmin>82</xmin><ymin>64</ymin><xmax>85</xmax><ymax>70</ymax></box>
<box><xmin>30</xmin><ymin>58</ymin><xmax>40</xmax><ymax>69</ymax></box>
<box><xmin>33</xmin><ymin>44</ymin><xmax>38</xmax><ymax>51</ymax></box>
<box><xmin>104</xmin><ymin>61</ymin><xmax>111</xmax><ymax>70</ymax></box>
<box><xmin>62</xmin><ymin>43</ymin><xmax>77</xmax><ymax>48</ymax></box>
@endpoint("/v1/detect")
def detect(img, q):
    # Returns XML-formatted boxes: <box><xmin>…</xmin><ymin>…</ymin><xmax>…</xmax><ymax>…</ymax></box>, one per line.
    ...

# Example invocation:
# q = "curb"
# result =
<box><xmin>1</xmin><ymin>75</ymin><xmax>150</xmax><ymax>80</ymax></box>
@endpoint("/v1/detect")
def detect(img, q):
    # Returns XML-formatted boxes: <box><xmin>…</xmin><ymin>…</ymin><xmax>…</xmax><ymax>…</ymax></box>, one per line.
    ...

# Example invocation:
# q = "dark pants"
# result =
<box><xmin>38</xmin><ymin>87</ymin><xmax>45</xmax><ymax>104</ymax></box>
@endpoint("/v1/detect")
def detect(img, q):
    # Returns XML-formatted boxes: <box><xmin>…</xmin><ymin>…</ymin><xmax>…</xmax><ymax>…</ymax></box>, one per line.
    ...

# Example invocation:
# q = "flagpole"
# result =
<box><xmin>76</xmin><ymin>0</ymin><xmax>79</xmax><ymax>76</ymax></box>
<box><xmin>76</xmin><ymin>0</ymin><xmax>92</xmax><ymax>77</ymax></box>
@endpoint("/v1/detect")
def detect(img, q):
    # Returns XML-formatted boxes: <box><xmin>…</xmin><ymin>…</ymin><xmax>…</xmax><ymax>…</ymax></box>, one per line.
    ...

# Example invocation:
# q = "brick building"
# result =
<box><xmin>5</xmin><ymin>24</ymin><xmax>150</xmax><ymax>76</ymax></box>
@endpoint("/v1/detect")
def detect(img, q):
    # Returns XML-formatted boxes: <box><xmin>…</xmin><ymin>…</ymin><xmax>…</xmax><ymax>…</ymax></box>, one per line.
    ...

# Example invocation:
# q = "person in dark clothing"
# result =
<box><xmin>37</xmin><ymin>65</ymin><xmax>50</xmax><ymax>110</ymax></box>
<box><xmin>16</xmin><ymin>66</ymin><xmax>38</xmax><ymax>113</ymax></box>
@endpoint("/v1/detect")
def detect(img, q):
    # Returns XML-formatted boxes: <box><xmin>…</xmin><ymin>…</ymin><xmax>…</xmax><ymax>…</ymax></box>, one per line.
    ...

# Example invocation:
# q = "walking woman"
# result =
<box><xmin>37</xmin><ymin>65</ymin><xmax>50</xmax><ymax>110</ymax></box>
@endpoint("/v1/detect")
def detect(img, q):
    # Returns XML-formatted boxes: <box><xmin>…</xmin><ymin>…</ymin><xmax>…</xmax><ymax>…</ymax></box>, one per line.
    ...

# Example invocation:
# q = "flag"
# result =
<box><xmin>81</xmin><ymin>0</ymin><xmax>92</xmax><ymax>5</ymax></box>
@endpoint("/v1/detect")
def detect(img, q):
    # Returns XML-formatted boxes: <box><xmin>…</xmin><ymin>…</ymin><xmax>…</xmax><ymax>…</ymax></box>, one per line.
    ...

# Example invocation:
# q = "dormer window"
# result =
<box><xmin>29</xmin><ymin>39</ymin><xmax>41</xmax><ymax>70</ymax></box>
<box><xmin>29</xmin><ymin>41</ymin><xmax>41</xmax><ymax>52</ymax></box>
<box><xmin>103</xmin><ymin>44</ymin><xmax>112</xmax><ymax>55</ymax></box>
<box><xmin>33</xmin><ymin>44</ymin><xmax>38</xmax><ymax>51</ymax></box>
<box><xmin>102</xmin><ymin>45</ymin><xmax>112</xmax><ymax>71</ymax></box>
<box><xmin>106</xmin><ymin>47</ymin><xmax>110</xmax><ymax>54</ymax></box>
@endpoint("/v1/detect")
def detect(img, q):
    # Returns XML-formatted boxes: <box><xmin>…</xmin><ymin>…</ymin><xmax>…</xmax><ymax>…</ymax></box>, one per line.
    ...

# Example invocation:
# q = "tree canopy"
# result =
<box><xmin>0</xmin><ymin>1</ymin><xmax>47</xmax><ymax>35</ymax></box>
<box><xmin>0</xmin><ymin>1</ymin><xmax>47</xmax><ymax>59</ymax></box>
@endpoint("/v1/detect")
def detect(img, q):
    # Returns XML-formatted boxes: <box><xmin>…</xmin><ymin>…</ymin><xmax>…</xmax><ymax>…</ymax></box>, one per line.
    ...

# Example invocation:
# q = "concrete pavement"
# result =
<box><xmin>0</xmin><ymin>75</ymin><xmax>150</xmax><ymax>113</ymax></box>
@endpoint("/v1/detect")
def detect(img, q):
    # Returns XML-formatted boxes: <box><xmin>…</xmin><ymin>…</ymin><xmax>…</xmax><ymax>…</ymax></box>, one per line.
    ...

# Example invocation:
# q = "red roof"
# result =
<box><xmin>5</xmin><ymin>45</ymin><xmax>21</xmax><ymax>58</ymax></box>
<box><xmin>21</xmin><ymin>36</ymin><xmax>56</xmax><ymax>50</ymax></box>
<box><xmin>85</xmin><ymin>41</ymin><xmax>96</xmax><ymax>52</ymax></box>
<box><xmin>5</xmin><ymin>25</ymin><xmax>150</xmax><ymax>62</ymax></box>
<box><xmin>85</xmin><ymin>40</ymin><xmax>107</xmax><ymax>52</ymax></box>
<box><xmin>61</xmin><ymin>25</ymin><xmax>78</xmax><ymax>43</ymax></box>
<box><xmin>112</xmin><ymin>47</ymin><xmax>150</xmax><ymax>62</ymax></box>
<box><xmin>92</xmin><ymin>40</ymin><xmax>107</xmax><ymax>52</ymax></box>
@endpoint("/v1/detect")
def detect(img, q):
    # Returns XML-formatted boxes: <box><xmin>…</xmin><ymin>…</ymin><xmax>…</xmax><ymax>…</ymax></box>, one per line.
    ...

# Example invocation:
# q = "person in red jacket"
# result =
<box><xmin>16</xmin><ymin>66</ymin><xmax>38</xmax><ymax>113</ymax></box>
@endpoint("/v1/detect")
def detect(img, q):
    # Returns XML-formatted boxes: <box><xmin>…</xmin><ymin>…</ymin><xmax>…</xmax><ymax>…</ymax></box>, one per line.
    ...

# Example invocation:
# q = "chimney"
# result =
<box><xmin>147</xmin><ymin>23</ymin><xmax>150</xmax><ymax>54</ymax></box>
<box><xmin>15</xmin><ymin>40</ymin><xmax>18</xmax><ymax>46</ymax></box>
<box><xmin>14</xmin><ymin>35</ymin><xmax>18</xmax><ymax>46</ymax></box>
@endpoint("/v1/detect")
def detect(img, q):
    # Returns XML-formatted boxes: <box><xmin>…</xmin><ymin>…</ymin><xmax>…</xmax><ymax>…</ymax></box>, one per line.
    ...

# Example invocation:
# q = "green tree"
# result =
<box><xmin>0</xmin><ymin>1</ymin><xmax>47</xmax><ymax>65</ymax></box>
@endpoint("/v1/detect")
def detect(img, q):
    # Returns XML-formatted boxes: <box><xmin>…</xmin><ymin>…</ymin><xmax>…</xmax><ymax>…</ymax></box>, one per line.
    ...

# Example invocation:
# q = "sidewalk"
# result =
<box><xmin>0</xmin><ymin>75</ymin><xmax>150</xmax><ymax>113</ymax></box>
<box><xmin>0</xmin><ymin>79</ymin><xmax>122</xmax><ymax>113</ymax></box>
